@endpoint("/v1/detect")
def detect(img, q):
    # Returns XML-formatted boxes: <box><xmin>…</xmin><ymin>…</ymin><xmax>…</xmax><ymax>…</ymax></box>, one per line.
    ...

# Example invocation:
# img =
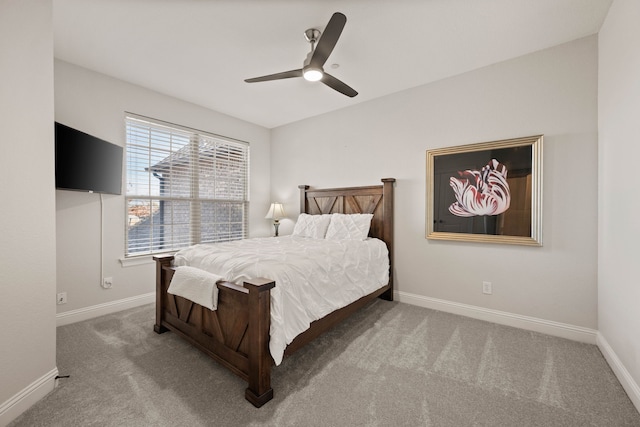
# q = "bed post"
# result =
<box><xmin>299</xmin><ymin>185</ymin><xmax>310</xmax><ymax>213</ymax></box>
<box><xmin>380</xmin><ymin>178</ymin><xmax>395</xmax><ymax>301</ymax></box>
<box><xmin>153</xmin><ymin>254</ymin><xmax>174</xmax><ymax>334</ymax></box>
<box><xmin>244</xmin><ymin>278</ymin><xmax>276</xmax><ymax>407</ymax></box>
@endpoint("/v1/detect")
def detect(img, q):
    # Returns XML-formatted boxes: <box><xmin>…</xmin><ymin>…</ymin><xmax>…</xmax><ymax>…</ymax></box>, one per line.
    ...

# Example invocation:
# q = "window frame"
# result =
<box><xmin>124</xmin><ymin>113</ymin><xmax>250</xmax><ymax>257</ymax></box>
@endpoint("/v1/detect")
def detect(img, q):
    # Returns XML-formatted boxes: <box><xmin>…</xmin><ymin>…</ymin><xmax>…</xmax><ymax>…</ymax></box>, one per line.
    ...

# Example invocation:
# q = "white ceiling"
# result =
<box><xmin>53</xmin><ymin>0</ymin><xmax>612</xmax><ymax>129</ymax></box>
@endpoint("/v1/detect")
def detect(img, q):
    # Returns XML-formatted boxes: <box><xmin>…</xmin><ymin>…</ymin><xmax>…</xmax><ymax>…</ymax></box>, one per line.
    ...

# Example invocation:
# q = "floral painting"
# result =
<box><xmin>448</xmin><ymin>159</ymin><xmax>511</xmax><ymax>217</ymax></box>
<box><xmin>426</xmin><ymin>135</ymin><xmax>543</xmax><ymax>246</ymax></box>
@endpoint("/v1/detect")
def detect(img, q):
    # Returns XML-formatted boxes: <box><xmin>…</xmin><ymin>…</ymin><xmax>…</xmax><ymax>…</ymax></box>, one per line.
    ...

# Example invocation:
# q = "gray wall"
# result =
<box><xmin>271</xmin><ymin>36</ymin><xmax>599</xmax><ymax>330</ymax></box>
<box><xmin>0</xmin><ymin>0</ymin><xmax>57</xmax><ymax>423</ymax></box>
<box><xmin>598</xmin><ymin>0</ymin><xmax>640</xmax><ymax>409</ymax></box>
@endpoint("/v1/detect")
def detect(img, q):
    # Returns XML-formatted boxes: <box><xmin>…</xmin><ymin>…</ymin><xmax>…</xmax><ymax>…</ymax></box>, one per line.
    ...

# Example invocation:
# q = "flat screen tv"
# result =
<box><xmin>55</xmin><ymin>122</ymin><xmax>123</xmax><ymax>195</ymax></box>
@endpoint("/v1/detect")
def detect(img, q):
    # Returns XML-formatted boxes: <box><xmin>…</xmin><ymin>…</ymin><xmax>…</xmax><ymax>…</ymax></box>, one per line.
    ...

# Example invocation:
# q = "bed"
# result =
<box><xmin>153</xmin><ymin>178</ymin><xmax>395</xmax><ymax>407</ymax></box>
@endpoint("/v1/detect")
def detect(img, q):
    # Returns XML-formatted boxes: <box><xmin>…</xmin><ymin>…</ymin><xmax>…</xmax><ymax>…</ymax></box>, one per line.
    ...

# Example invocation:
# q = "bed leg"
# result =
<box><xmin>380</xmin><ymin>285</ymin><xmax>394</xmax><ymax>301</ymax></box>
<box><xmin>153</xmin><ymin>324</ymin><xmax>168</xmax><ymax>334</ymax></box>
<box><xmin>243</xmin><ymin>278</ymin><xmax>276</xmax><ymax>407</ymax></box>
<box><xmin>245</xmin><ymin>387</ymin><xmax>274</xmax><ymax>408</ymax></box>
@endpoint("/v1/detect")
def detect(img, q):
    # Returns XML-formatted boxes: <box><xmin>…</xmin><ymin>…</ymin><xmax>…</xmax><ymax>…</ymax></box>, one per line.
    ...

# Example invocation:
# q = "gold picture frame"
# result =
<box><xmin>426</xmin><ymin>135</ymin><xmax>543</xmax><ymax>246</ymax></box>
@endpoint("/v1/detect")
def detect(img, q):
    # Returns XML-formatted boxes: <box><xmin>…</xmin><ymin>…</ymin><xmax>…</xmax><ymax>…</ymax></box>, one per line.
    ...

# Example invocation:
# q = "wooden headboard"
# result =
<box><xmin>298</xmin><ymin>178</ymin><xmax>396</xmax><ymax>299</ymax></box>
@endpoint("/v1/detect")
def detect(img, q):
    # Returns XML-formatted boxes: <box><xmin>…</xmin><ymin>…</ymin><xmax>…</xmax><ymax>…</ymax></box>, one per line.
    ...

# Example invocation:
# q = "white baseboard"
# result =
<box><xmin>597</xmin><ymin>333</ymin><xmax>640</xmax><ymax>413</ymax></box>
<box><xmin>56</xmin><ymin>292</ymin><xmax>155</xmax><ymax>327</ymax></box>
<box><xmin>395</xmin><ymin>290</ymin><xmax>598</xmax><ymax>344</ymax></box>
<box><xmin>0</xmin><ymin>368</ymin><xmax>58</xmax><ymax>427</ymax></box>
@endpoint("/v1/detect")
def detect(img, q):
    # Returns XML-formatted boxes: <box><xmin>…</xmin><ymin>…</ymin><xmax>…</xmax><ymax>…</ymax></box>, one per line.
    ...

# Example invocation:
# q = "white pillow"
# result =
<box><xmin>325</xmin><ymin>213</ymin><xmax>374</xmax><ymax>240</ymax></box>
<box><xmin>292</xmin><ymin>213</ymin><xmax>332</xmax><ymax>239</ymax></box>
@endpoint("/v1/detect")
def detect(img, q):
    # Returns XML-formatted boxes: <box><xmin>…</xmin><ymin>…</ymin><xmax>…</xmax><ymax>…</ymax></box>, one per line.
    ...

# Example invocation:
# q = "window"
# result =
<box><xmin>125</xmin><ymin>114</ymin><xmax>249</xmax><ymax>256</ymax></box>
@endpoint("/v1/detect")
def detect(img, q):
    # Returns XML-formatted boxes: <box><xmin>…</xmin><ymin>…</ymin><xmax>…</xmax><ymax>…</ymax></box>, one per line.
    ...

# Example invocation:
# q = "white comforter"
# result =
<box><xmin>172</xmin><ymin>235</ymin><xmax>389</xmax><ymax>365</ymax></box>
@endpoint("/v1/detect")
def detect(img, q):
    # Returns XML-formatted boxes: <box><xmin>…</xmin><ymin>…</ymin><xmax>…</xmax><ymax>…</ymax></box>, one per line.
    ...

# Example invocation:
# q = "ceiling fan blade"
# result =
<box><xmin>309</xmin><ymin>12</ymin><xmax>346</xmax><ymax>68</ymax></box>
<box><xmin>321</xmin><ymin>72</ymin><xmax>358</xmax><ymax>97</ymax></box>
<box><xmin>245</xmin><ymin>69</ymin><xmax>303</xmax><ymax>83</ymax></box>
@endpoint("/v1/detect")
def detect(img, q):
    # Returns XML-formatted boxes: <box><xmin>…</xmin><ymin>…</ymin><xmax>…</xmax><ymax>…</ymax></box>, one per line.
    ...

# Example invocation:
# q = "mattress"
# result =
<box><xmin>172</xmin><ymin>235</ymin><xmax>390</xmax><ymax>365</ymax></box>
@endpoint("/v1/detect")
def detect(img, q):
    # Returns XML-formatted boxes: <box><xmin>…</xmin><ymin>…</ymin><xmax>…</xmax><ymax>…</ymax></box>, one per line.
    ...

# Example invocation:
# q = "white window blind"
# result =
<box><xmin>125</xmin><ymin>114</ymin><xmax>249</xmax><ymax>256</ymax></box>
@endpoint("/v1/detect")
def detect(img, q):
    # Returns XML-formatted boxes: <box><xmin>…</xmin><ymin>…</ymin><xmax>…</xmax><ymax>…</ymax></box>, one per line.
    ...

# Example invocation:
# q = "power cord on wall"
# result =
<box><xmin>99</xmin><ymin>193</ymin><xmax>112</xmax><ymax>289</ymax></box>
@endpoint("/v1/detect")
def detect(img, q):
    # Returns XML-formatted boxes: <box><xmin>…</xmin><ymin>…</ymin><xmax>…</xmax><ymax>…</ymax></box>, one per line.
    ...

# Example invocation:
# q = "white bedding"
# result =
<box><xmin>167</xmin><ymin>266</ymin><xmax>223</xmax><ymax>311</ymax></box>
<box><xmin>172</xmin><ymin>235</ymin><xmax>389</xmax><ymax>365</ymax></box>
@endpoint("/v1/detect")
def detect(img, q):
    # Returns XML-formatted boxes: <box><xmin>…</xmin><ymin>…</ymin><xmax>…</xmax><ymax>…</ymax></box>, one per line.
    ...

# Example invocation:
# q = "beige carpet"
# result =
<box><xmin>10</xmin><ymin>301</ymin><xmax>640</xmax><ymax>426</ymax></box>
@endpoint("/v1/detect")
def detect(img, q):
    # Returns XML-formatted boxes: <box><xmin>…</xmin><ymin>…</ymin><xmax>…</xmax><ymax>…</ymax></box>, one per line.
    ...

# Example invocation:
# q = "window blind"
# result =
<box><xmin>125</xmin><ymin>114</ymin><xmax>249</xmax><ymax>256</ymax></box>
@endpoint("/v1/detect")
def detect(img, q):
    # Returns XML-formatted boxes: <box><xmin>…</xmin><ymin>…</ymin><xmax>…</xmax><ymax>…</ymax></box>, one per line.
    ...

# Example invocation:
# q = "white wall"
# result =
<box><xmin>54</xmin><ymin>60</ymin><xmax>271</xmax><ymax>315</ymax></box>
<box><xmin>598</xmin><ymin>0</ymin><xmax>640</xmax><ymax>409</ymax></box>
<box><xmin>0</xmin><ymin>0</ymin><xmax>58</xmax><ymax>424</ymax></box>
<box><xmin>272</xmin><ymin>36</ymin><xmax>599</xmax><ymax>331</ymax></box>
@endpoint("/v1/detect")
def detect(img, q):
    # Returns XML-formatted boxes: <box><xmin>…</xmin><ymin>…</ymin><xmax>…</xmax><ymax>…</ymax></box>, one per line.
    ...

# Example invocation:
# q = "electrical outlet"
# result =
<box><xmin>102</xmin><ymin>277</ymin><xmax>113</xmax><ymax>289</ymax></box>
<box><xmin>57</xmin><ymin>292</ymin><xmax>67</xmax><ymax>305</ymax></box>
<box><xmin>482</xmin><ymin>281</ymin><xmax>492</xmax><ymax>295</ymax></box>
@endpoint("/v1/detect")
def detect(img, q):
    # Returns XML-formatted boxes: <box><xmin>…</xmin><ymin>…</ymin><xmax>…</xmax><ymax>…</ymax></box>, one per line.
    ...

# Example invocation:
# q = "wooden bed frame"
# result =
<box><xmin>153</xmin><ymin>178</ymin><xmax>395</xmax><ymax>407</ymax></box>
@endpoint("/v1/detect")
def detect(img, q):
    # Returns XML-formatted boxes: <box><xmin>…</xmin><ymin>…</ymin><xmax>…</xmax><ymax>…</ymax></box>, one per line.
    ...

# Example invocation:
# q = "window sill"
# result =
<box><xmin>119</xmin><ymin>256</ymin><xmax>154</xmax><ymax>268</ymax></box>
<box><xmin>120</xmin><ymin>251</ymin><xmax>177</xmax><ymax>268</ymax></box>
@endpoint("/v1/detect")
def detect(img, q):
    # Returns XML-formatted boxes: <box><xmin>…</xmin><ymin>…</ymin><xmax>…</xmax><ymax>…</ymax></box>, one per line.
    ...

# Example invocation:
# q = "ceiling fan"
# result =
<box><xmin>244</xmin><ymin>12</ymin><xmax>358</xmax><ymax>98</ymax></box>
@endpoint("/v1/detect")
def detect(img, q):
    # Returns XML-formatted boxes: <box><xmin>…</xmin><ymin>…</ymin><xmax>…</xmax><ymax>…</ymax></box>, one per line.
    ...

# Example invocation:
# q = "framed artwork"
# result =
<box><xmin>426</xmin><ymin>135</ymin><xmax>543</xmax><ymax>246</ymax></box>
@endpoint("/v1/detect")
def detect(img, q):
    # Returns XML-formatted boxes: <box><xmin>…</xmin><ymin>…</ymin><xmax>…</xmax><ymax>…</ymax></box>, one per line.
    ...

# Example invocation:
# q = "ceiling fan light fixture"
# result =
<box><xmin>303</xmin><ymin>67</ymin><xmax>323</xmax><ymax>81</ymax></box>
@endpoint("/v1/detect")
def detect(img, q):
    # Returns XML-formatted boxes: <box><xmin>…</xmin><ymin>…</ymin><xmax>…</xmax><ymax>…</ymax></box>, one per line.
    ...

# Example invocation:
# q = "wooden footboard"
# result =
<box><xmin>154</xmin><ymin>254</ymin><xmax>275</xmax><ymax>407</ymax></box>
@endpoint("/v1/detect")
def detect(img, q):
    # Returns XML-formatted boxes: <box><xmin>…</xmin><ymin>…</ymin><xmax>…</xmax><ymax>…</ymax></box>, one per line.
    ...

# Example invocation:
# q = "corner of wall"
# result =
<box><xmin>597</xmin><ymin>333</ymin><xmax>640</xmax><ymax>412</ymax></box>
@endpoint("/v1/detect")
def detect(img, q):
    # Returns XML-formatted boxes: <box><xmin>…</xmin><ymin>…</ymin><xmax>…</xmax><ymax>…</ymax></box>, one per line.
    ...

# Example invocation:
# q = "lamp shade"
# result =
<box><xmin>265</xmin><ymin>202</ymin><xmax>285</xmax><ymax>220</ymax></box>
